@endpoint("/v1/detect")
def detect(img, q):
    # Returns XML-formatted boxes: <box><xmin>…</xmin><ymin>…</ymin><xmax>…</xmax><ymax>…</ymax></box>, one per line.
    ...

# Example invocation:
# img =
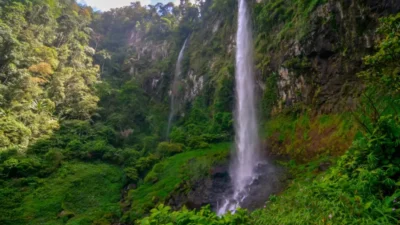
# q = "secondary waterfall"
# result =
<box><xmin>166</xmin><ymin>38</ymin><xmax>188</xmax><ymax>138</ymax></box>
<box><xmin>217</xmin><ymin>0</ymin><xmax>260</xmax><ymax>214</ymax></box>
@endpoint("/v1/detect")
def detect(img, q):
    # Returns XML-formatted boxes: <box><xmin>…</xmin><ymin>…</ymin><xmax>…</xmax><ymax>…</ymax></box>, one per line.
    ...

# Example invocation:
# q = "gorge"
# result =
<box><xmin>0</xmin><ymin>0</ymin><xmax>400</xmax><ymax>224</ymax></box>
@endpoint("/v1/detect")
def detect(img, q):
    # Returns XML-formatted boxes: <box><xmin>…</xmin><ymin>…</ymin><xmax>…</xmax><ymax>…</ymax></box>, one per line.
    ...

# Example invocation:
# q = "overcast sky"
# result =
<box><xmin>77</xmin><ymin>0</ymin><xmax>175</xmax><ymax>11</ymax></box>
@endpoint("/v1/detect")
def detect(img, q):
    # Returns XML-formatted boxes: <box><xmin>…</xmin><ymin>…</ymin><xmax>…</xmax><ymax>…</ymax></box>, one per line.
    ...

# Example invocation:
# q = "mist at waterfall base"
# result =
<box><xmin>166</xmin><ymin>38</ymin><xmax>188</xmax><ymax>138</ymax></box>
<box><xmin>217</xmin><ymin>0</ymin><xmax>279</xmax><ymax>215</ymax></box>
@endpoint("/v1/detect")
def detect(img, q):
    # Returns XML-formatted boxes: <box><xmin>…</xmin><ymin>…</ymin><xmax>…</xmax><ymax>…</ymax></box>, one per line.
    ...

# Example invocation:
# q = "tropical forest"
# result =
<box><xmin>1</xmin><ymin>0</ymin><xmax>400</xmax><ymax>224</ymax></box>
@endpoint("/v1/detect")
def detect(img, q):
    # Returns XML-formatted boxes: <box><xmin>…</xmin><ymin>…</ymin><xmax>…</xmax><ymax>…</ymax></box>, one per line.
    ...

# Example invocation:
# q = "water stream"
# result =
<box><xmin>166</xmin><ymin>38</ymin><xmax>188</xmax><ymax>138</ymax></box>
<box><xmin>217</xmin><ymin>0</ymin><xmax>261</xmax><ymax>215</ymax></box>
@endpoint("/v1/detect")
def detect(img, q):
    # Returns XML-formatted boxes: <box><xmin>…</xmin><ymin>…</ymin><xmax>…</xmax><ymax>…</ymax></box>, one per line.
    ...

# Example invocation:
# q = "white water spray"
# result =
<box><xmin>218</xmin><ymin>0</ymin><xmax>260</xmax><ymax>214</ymax></box>
<box><xmin>167</xmin><ymin>38</ymin><xmax>188</xmax><ymax>138</ymax></box>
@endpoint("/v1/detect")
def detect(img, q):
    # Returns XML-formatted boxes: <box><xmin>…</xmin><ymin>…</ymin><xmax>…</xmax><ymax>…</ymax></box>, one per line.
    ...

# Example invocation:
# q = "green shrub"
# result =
<box><xmin>359</xmin><ymin>13</ymin><xmax>400</xmax><ymax>95</ymax></box>
<box><xmin>138</xmin><ymin>204</ymin><xmax>250</xmax><ymax>225</ymax></box>
<box><xmin>0</xmin><ymin>116</ymin><xmax>31</xmax><ymax>148</ymax></box>
<box><xmin>141</xmin><ymin>136</ymin><xmax>159</xmax><ymax>153</ymax></box>
<box><xmin>135</xmin><ymin>154</ymin><xmax>160</xmax><ymax>177</ymax></box>
<box><xmin>144</xmin><ymin>163</ymin><xmax>165</xmax><ymax>184</ymax></box>
<box><xmin>66</xmin><ymin>139</ymin><xmax>83</xmax><ymax>152</ymax></box>
<box><xmin>186</xmin><ymin>136</ymin><xmax>209</xmax><ymax>149</ymax></box>
<box><xmin>120</xmin><ymin>148</ymin><xmax>141</xmax><ymax>164</ymax></box>
<box><xmin>16</xmin><ymin>157</ymin><xmax>43</xmax><ymax>177</ymax></box>
<box><xmin>169</xmin><ymin>127</ymin><xmax>186</xmax><ymax>144</ymax></box>
<box><xmin>41</xmin><ymin>149</ymin><xmax>64</xmax><ymax>175</ymax></box>
<box><xmin>28</xmin><ymin>138</ymin><xmax>54</xmax><ymax>155</ymax></box>
<box><xmin>156</xmin><ymin>142</ymin><xmax>184</xmax><ymax>157</ymax></box>
<box><xmin>0</xmin><ymin>156</ymin><xmax>43</xmax><ymax>178</ymax></box>
<box><xmin>185</xmin><ymin>124</ymin><xmax>205</xmax><ymax>136</ymax></box>
<box><xmin>124</xmin><ymin>167</ymin><xmax>139</xmax><ymax>182</ymax></box>
<box><xmin>261</xmin><ymin>73</ymin><xmax>279</xmax><ymax>118</ymax></box>
<box><xmin>143</xmin><ymin>171</ymin><xmax>158</xmax><ymax>184</ymax></box>
<box><xmin>84</xmin><ymin>140</ymin><xmax>115</xmax><ymax>159</ymax></box>
<box><xmin>201</xmin><ymin>133</ymin><xmax>229</xmax><ymax>143</ymax></box>
<box><xmin>210</xmin><ymin>112</ymin><xmax>233</xmax><ymax>135</ymax></box>
<box><xmin>2</xmin><ymin>158</ymin><xmax>19</xmax><ymax>177</ymax></box>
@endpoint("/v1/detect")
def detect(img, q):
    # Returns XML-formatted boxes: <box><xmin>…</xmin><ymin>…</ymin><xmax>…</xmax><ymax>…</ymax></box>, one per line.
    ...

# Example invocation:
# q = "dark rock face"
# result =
<box><xmin>240</xmin><ymin>162</ymin><xmax>287</xmax><ymax>210</ymax></box>
<box><xmin>268</xmin><ymin>0</ymin><xmax>400</xmax><ymax>113</ymax></box>
<box><xmin>319</xmin><ymin>161</ymin><xmax>332</xmax><ymax>172</ymax></box>
<box><xmin>167</xmin><ymin>164</ymin><xmax>232</xmax><ymax>211</ymax></box>
<box><xmin>167</xmin><ymin>161</ymin><xmax>287</xmax><ymax>212</ymax></box>
<box><xmin>365</xmin><ymin>0</ymin><xmax>400</xmax><ymax>14</ymax></box>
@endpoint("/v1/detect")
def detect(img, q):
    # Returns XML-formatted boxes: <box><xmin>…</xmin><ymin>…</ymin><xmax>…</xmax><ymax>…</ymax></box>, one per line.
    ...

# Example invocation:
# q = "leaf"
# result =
<box><xmin>364</xmin><ymin>201</ymin><xmax>373</xmax><ymax>210</ymax></box>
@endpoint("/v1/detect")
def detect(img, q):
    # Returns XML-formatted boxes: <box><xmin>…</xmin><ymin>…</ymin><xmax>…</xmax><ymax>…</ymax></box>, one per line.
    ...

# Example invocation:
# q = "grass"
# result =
<box><xmin>251</xmin><ymin>137</ymin><xmax>400</xmax><ymax>224</ymax></box>
<box><xmin>264</xmin><ymin>113</ymin><xmax>358</xmax><ymax>162</ymax></box>
<box><xmin>18</xmin><ymin>162</ymin><xmax>124</xmax><ymax>225</ymax></box>
<box><xmin>251</xmin><ymin>158</ymin><xmax>339</xmax><ymax>225</ymax></box>
<box><xmin>124</xmin><ymin>142</ymin><xmax>231</xmax><ymax>221</ymax></box>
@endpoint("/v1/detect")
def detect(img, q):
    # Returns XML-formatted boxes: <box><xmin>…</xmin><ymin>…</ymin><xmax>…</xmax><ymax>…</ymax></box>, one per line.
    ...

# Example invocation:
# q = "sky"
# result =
<box><xmin>77</xmin><ymin>0</ymin><xmax>176</xmax><ymax>11</ymax></box>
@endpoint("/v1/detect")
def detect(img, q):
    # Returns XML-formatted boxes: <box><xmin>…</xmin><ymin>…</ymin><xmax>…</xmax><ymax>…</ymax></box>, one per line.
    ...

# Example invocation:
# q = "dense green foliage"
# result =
<box><xmin>0</xmin><ymin>0</ymin><xmax>99</xmax><ymax>149</ymax></box>
<box><xmin>252</xmin><ymin>11</ymin><xmax>400</xmax><ymax>225</ymax></box>
<box><xmin>359</xmin><ymin>13</ymin><xmax>400</xmax><ymax>95</ymax></box>
<box><xmin>125</xmin><ymin>143</ymin><xmax>230</xmax><ymax>221</ymax></box>
<box><xmin>264</xmin><ymin>112</ymin><xmax>356</xmax><ymax>162</ymax></box>
<box><xmin>141</xmin><ymin>10</ymin><xmax>400</xmax><ymax>225</ymax></box>
<box><xmin>139</xmin><ymin>205</ymin><xmax>250</xmax><ymax>225</ymax></box>
<box><xmin>0</xmin><ymin>0</ymin><xmax>399</xmax><ymax>224</ymax></box>
<box><xmin>252</xmin><ymin>110</ymin><xmax>400</xmax><ymax>224</ymax></box>
<box><xmin>0</xmin><ymin>162</ymin><xmax>124</xmax><ymax>225</ymax></box>
<box><xmin>254</xmin><ymin>0</ymin><xmax>326</xmax><ymax>50</ymax></box>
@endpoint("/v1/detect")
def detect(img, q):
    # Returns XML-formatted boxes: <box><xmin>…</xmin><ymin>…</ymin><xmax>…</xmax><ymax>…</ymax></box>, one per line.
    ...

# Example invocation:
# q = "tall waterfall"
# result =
<box><xmin>166</xmin><ymin>38</ymin><xmax>188</xmax><ymax>138</ymax></box>
<box><xmin>218</xmin><ymin>0</ymin><xmax>260</xmax><ymax>214</ymax></box>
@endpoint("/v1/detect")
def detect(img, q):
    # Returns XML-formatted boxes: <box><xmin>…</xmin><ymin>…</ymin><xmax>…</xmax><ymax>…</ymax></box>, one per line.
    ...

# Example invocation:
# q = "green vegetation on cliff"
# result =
<box><xmin>124</xmin><ymin>143</ymin><xmax>230</xmax><ymax>221</ymax></box>
<box><xmin>0</xmin><ymin>0</ymin><xmax>400</xmax><ymax>224</ymax></box>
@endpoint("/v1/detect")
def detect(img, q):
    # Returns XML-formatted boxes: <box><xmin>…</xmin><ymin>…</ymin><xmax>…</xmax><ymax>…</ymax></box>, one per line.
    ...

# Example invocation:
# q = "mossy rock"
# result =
<box><xmin>58</xmin><ymin>210</ymin><xmax>75</xmax><ymax>222</ymax></box>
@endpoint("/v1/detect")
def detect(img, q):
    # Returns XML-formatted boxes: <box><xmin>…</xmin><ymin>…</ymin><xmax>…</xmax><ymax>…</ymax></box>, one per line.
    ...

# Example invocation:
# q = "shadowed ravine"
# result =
<box><xmin>167</xmin><ymin>158</ymin><xmax>287</xmax><ymax>213</ymax></box>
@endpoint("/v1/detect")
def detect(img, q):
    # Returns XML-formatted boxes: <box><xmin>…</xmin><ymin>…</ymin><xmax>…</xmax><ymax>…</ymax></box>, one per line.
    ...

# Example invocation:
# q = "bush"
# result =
<box><xmin>0</xmin><ymin>156</ymin><xmax>43</xmax><ymax>178</ymax></box>
<box><xmin>141</xmin><ymin>136</ymin><xmax>159</xmax><ymax>153</ymax></box>
<box><xmin>124</xmin><ymin>167</ymin><xmax>139</xmax><ymax>182</ymax></box>
<box><xmin>28</xmin><ymin>138</ymin><xmax>54</xmax><ymax>155</ymax></box>
<box><xmin>156</xmin><ymin>142</ymin><xmax>184</xmax><ymax>157</ymax></box>
<box><xmin>0</xmin><ymin>116</ymin><xmax>31</xmax><ymax>148</ymax></box>
<box><xmin>41</xmin><ymin>149</ymin><xmax>64</xmax><ymax>175</ymax></box>
<box><xmin>169</xmin><ymin>127</ymin><xmax>186</xmax><ymax>144</ymax></box>
<box><xmin>144</xmin><ymin>171</ymin><xmax>158</xmax><ymax>184</ymax></box>
<box><xmin>84</xmin><ymin>140</ymin><xmax>115</xmax><ymax>158</ymax></box>
<box><xmin>135</xmin><ymin>154</ymin><xmax>160</xmax><ymax>177</ymax></box>
<box><xmin>184</xmin><ymin>123</ymin><xmax>204</xmax><ymax>136</ymax></box>
<box><xmin>121</xmin><ymin>149</ymin><xmax>141</xmax><ymax>164</ymax></box>
<box><xmin>201</xmin><ymin>133</ymin><xmax>229</xmax><ymax>143</ymax></box>
<box><xmin>186</xmin><ymin>136</ymin><xmax>209</xmax><ymax>149</ymax></box>
<box><xmin>359</xmin><ymin>13</ymin><xmax>400</xmax><ymax>95</ymax></box>
<box><xmin>210</xmin><ymin>112</ymin><xmax>233</xmax><ymax>135</ymax></box>
<box><xmin>138</xmin><ymin>204</ymin><xmax>250</xmax><ymax>225</ymax></box>
<box><xmin>66</xmin><ymin>139</ymin><xmax>83</xmax><ymax>152</ymax></box>
<box><xmin>144</xmin><ymin>163</ymin><xmax>165</xmax><ymax>184</ymax></box>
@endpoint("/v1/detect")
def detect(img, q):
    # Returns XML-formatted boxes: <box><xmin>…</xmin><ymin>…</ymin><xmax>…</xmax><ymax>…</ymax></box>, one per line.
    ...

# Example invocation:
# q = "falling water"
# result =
<box><xmin>166</xmin><ymin>38</ymin><xmax>188</xmax><ymax>138</ymax></box>
<box><xmin>217</xmin><ymin>0</ymin><xmax>260</xmax><ymax>214</ymax></box>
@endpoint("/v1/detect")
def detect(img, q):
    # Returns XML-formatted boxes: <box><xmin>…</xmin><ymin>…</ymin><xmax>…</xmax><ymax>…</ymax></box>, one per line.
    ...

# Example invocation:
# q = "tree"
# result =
<box><xmin>359</xmin><ymin>13</ymin><xmax>400</xmax><ymax>94</ymax></box>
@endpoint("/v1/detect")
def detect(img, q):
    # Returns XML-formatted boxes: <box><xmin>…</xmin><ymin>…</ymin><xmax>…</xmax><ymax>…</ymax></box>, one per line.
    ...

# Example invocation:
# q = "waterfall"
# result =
<box><xmin>217</xmin><ymin>0</ymin><xmax>260</xmax><ymax>214</ymax></box>
<box><xmin>166</xmin><ymin>38</ymin><xmax>188</xmax><ymax>138</ymax></box>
